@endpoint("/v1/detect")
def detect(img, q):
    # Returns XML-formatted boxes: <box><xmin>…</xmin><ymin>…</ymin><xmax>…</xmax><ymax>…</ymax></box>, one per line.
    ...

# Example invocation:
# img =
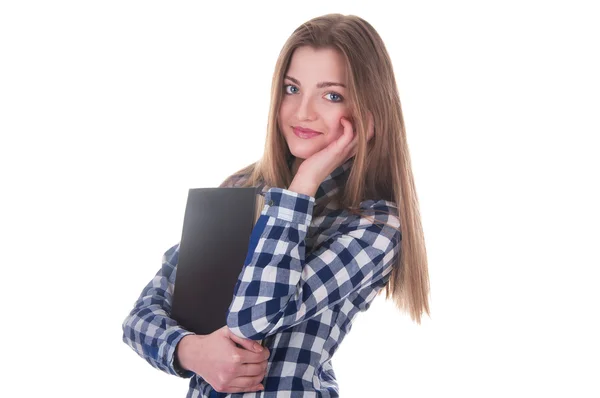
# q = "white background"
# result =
<box><xmin>1</xmin><ymin>1</ymin><xmax>599</xmax><ymax>397</ymax></box>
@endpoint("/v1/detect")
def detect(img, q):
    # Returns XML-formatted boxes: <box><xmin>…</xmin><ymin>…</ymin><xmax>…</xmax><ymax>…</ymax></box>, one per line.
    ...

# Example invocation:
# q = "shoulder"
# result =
<box><xmin>359</xmin><ymin>199</ymin><xmax>399</xmax><ymax>225</ymax></box>
<box><xmin>219</xmin><ymin>173</ymin><xmax>250</xmax><ymax>188</ymax></box>
<box><xmin>335</xmin><ymin>199</ymin><xmax>401</xmax><ymax>252</ymax></box>
<box><xmin>218</xmin><ymin>163</ymin><xmax>258</xmax><ymax>188</ymax></box>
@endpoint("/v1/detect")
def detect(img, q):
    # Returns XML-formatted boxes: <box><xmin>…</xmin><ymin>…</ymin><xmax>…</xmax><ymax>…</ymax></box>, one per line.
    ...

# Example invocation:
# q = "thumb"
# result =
<box><xmin>227</xmin><ymin>328</ymin><xmax>264</xmax><ymax>353</ymax></box>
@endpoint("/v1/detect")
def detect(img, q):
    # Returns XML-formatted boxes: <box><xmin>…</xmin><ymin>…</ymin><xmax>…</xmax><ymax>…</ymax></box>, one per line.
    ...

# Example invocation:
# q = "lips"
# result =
<box><xmin>294</xmin><ymin>126</ymin><xmax>321</xmax><ymax>134</ymax></box>
<box><xmin>292</xmin><ymin>126</ymin><xmax>322</xmax><ymax>139</ymax></box>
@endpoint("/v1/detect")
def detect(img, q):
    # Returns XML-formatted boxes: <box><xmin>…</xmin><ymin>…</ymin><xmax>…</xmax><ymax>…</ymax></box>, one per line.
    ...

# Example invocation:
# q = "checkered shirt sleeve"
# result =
<box><xmin>121</xmin><ymin>244</ymin><xmax>196</xmax><ymax>378</ymax></box>
<box><xmin>226</xmin><ymin>187</ymin><xmax>400</xmax><ymax>341</ymax></box>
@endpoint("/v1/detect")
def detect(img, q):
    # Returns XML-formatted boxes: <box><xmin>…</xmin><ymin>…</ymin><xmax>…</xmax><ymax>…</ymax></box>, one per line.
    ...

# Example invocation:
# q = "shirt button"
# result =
<box><xmin>268</xmin><ymin>200</ymin><xmax>274</xmax><ymax>206</ymax></box>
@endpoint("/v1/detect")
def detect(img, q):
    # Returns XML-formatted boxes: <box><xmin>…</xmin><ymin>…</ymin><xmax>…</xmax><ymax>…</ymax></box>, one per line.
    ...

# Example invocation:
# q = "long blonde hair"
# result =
<box><xmin>221</xmin><ymin>14</ymin><xmax>430</xmax><ymax>324</ymax></box>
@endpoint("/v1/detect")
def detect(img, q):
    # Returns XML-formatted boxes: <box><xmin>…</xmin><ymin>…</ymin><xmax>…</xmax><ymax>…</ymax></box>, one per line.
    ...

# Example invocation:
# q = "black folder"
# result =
<box><xmin>171</xmin><ymin>187</ymin><xmax>263</xmax><ymax>342</ymax></box>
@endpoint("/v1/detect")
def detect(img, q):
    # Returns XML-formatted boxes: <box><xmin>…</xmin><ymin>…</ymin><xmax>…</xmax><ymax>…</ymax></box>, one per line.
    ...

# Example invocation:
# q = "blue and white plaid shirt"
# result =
<box><xmin>122</xmin><ymin>158</ymin><xmax>401</xmax><ymax>397</ymax></box>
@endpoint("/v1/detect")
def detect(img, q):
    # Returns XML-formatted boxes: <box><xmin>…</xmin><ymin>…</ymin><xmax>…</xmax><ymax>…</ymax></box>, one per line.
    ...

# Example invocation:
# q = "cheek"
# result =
<box><xmin>324</xmin><ymin>109</ymin><xmax>350</xmax><ymax>139</ymax></box>
<box><xmin>279</xmin><ymin>98</ymin><xmax>294</xmax><ymax>119</ymax></box>
<box><xmin>278</xmin><ymin>106</ymin><xmax>291</xmax><ymax>135</ymax></box>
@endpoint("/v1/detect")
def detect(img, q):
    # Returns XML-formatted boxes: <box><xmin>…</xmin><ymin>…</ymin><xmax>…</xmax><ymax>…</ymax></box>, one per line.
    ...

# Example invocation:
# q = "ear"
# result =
<box><xmin>366</xmin><ymin>111</ymin><xmax>375</xmax><ymax>143</ymax></box>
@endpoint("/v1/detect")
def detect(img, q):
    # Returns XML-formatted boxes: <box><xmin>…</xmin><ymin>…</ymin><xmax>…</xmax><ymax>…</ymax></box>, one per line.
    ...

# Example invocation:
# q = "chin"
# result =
<box><xmin>285</xmin><ymin>137</ymin><xmax>324</xmax><ymax>160</ymax></box>
<box><xmin>287</xmin><ymin>144</ymin><xmax>320</xmax><ymax>160</ymax></box>
<box><xmin>289</xmin><ymin>147</ymin><xmax>309</xmax><ymax>159</ymax></box>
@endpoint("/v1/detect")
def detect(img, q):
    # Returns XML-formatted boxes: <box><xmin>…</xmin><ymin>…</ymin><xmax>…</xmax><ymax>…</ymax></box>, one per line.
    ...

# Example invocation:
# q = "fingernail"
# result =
<box><xmin>254</xmin><ymin>344</ymin><xmax>263</xmax><ymax>352</ymax></box>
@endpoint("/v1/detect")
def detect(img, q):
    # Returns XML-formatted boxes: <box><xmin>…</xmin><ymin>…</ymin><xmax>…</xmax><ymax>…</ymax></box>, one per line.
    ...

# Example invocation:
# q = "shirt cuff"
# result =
<box><xmin>164</xmin><ymin>326</ymin><xmax>196</xmax><ymax>378</ymax></box>
<box><xmin>262</xmin><ymin>187</ymin><xmax>315</xmax><ymax>225</ymax></box>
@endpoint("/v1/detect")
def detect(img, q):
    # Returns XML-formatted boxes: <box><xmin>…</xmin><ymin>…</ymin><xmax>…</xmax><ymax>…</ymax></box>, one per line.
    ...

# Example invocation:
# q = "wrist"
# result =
<box><xmin>288</xmin><ymin>175</ymin><xmax>318</xmax><ymax>197</ymax></box>
<box><xmin>175</xmin><ymin>334</ymin><xmax>200</xmax><ymax>374</ymax></box>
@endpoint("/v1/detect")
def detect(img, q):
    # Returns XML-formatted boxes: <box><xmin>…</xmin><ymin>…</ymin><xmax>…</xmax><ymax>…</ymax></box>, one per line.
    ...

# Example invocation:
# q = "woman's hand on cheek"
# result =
<box><xmin>289</xmin><ymin>113</ymin><xmax>373</xmax><ymax>197</ymax></box>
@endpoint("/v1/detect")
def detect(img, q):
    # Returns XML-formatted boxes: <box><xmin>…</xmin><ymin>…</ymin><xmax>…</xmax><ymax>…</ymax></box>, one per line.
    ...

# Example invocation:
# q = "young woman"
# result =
<box><xmin>122</xmin><ymin>13</ymin><xmax>430</xmax><ymax>398</ymax></box>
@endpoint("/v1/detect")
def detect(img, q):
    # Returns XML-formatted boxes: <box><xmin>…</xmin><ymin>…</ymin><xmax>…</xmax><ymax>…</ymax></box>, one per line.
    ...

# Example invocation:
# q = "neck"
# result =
<box><xmin>291</xmin><ymin>157</ymin><xmax>303</xmax><ymax>178</ymax></box>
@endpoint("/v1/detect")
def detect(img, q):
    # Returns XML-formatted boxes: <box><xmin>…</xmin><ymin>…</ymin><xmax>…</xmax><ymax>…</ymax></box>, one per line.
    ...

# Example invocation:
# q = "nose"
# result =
<box><xmin>295</xmin><ymin>96</ymin><xmax>317</xmax><ymax>122</ymax></box>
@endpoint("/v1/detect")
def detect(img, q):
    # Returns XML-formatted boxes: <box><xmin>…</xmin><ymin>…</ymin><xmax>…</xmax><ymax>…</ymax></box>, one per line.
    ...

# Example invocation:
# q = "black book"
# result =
<box><xmin>171</xmin><ymin>186</ymin><xmax>265</xmax><ymax>345</ymax></box>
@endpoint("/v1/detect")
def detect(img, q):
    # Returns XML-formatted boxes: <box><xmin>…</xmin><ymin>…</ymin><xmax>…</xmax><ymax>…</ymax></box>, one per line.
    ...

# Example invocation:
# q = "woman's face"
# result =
<box><xmin>278</xmin><ymin>46</ymin><xmax>352</xmax><ymax>168</ymax></box>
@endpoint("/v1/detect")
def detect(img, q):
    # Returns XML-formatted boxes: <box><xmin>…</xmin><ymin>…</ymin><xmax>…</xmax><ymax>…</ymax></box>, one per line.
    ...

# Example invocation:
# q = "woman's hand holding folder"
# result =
<box><xmin>175</xmin><ymin>326</ymin><xmax>270</xmax><ymax>394</ymax></box>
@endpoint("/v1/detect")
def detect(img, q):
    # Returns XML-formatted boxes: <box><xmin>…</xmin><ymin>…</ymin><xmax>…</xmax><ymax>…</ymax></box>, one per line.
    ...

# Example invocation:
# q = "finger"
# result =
<box><xmin>216</xmin><ymin>383</ymin><xmax>264</xmax><ymax>394</ymax></box>
<box><xmin>238</xmin><ymin>361</ymin><xmax>269</xmax><ymax>377</ymax></box>
<box><xmin>344</xmin><ymin>135</ymin><xmax>360</xmax><ymax>162</ymax></box>
<box><xmin>340</xmin><ymin>117</ymin><xmax>354</xmax><ymax>137</ymax></box>
<box><xmin>339</xmin><ymin>117</ymin><xmax>357</xmax><ymax>147</ymax></box>
<box><xmin>340</xmin><ymin>116</ymin><xmax>352</xmax><ymax>132</ymax></box>
<box><xmin>236</xmin><ymin>346</ymin><xmax>271</xmax><ymax>364</ymax></box>
<box><xmin>230</xmin><ymin>375</ymin><xmax>266</xmax><ymax>389</ymax></box>
<box><xmin>343</xmin><ymin>119</ymin><xmax>359</xmax><ymax>149</ymax></box>
<box><xmin>227</xmin><ymin>328</ymin><xmax>264</xmax><ymax>353</ymax></box>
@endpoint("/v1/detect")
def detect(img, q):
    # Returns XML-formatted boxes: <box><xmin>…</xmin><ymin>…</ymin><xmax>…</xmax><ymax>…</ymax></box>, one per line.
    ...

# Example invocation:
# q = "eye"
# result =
<box><xmin>284</xmin><ymin>84</ymin><xmax>299</xmax><ymax>95</ymax></box>
<box><xmin>325</xmin><ymin>92</ymin><xmax>344</xmax><ymax>103</ymax></box>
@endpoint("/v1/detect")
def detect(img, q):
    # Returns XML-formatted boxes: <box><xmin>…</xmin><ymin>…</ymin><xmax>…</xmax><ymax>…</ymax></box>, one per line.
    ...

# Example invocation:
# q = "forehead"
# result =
<box><xmin>286</xmin><ymin>46</ymin><xmax>347</xmax><ymax>83</ymax></box>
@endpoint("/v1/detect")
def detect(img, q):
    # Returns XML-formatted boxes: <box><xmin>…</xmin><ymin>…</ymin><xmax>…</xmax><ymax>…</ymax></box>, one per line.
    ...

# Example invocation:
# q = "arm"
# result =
<box><xmin>226</xmin><ymin>187</ymin><xmax>401</xmax><ymax>341</ymax></box>
<box><xmin>122</xmin><ymin>170</ymin><xmax>255</xmax><ymax>377</ymax></box>
<box><xmin>121</xmin><ymin>244</ymin><xmax>196</xmax><ymax>378</ymax></box>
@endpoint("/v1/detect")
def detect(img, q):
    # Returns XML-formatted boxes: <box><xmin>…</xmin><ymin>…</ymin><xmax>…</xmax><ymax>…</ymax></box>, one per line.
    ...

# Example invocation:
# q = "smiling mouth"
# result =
<box><xmin>293</xmin><ymin>126</ymin><xmax>322</xmax><ymax>134</ymax></box>
<box><xmin>292</xmin><ymin>127</ymin><xmax>322</xmax><ymax>139</ymax></box>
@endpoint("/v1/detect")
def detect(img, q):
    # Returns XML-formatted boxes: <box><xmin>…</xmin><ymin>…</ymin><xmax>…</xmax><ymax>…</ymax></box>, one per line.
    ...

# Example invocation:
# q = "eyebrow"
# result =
<box><xmin>284</xmin><ymin>75</ymin><xmax>346</xmax><ymax>89</ymax></box>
